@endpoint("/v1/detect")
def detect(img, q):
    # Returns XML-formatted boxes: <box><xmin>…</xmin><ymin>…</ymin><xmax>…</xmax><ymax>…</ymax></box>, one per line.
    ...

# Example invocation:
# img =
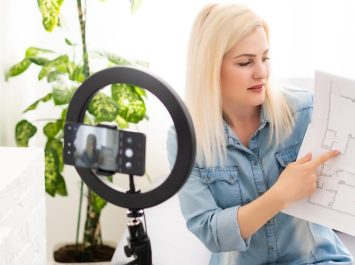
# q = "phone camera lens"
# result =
<box><xmin>125</xmin><ymin>162</ymin><xmax>132</xmax><ymax>169</ymax></box>
<box><xmin>125</xmin><ymin>148</ymin><xmax>133</xmax><ymax>158</ymax></box>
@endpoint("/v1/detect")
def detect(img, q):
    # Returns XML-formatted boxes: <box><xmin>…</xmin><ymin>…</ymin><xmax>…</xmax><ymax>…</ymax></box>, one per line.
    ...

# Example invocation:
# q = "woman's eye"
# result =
<box><xmin>236</xmin><ymin>57</ymin><xmax>269</xmax><ymax>67</ymax></box>
<box><xmin>263</xmin><ymin>57</ymin><xmax>270</xmax><ymax>62</ymax></box>
<box><xmin>238</xmin><ymin>61</ymin><xmax>251</xmax><ymax>67</ymax></box>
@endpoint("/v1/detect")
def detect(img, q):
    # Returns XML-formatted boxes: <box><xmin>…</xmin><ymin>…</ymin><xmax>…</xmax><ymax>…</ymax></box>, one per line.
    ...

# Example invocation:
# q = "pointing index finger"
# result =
<box><xmin>307</xmin><ymin>150</ymin><xmax>340</xmax><ymax>168</ymax></box>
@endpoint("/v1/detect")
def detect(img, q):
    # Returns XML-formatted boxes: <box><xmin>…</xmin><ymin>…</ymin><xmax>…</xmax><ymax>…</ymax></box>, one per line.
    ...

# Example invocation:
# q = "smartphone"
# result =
<box><xmin>63</xmin><ymin>122</ymin><xmax>146</xmax><ymax>176</ymax></box>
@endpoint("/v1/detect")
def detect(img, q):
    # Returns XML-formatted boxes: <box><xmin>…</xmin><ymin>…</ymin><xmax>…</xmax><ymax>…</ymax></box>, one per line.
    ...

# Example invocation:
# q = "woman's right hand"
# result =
<box><xmin>273</xmin><ymin>150</ymin><xmax>340</xmax><ymax>207</ymax></box>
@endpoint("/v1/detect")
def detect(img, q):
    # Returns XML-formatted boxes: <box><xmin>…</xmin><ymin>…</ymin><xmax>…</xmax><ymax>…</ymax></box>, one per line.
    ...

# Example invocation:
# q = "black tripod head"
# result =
<box><xmin>124</xmin><ymin>210</ymin><xmax>152</xmax><ymax>265</ymax></box>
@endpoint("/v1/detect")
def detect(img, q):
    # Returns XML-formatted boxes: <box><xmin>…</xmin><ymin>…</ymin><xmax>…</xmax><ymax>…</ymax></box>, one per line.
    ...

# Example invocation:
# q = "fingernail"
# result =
<box><xmin>334</xmin><ymin>150</ymin><xmax>341</xmax><ymax>155</ymax></box>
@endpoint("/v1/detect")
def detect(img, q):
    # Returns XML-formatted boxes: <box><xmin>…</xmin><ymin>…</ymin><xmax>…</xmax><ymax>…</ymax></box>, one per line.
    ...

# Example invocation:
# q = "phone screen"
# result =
<box><xmin>73</xmin><ymin>125</ymin><xmax>119</xmax><ymax>172</ymax></box>
<box><xmin>64</xmin><ymin>122</ymin><xmax>146</xmax><ymax>176</ymax></box>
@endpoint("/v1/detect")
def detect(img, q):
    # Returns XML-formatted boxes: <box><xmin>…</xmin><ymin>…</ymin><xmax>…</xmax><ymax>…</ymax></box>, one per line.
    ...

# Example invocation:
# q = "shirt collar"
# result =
<box><xmin>224</xmin><ymin>104</ymin><xmax>270</xmax><ymax>147</ymax></box>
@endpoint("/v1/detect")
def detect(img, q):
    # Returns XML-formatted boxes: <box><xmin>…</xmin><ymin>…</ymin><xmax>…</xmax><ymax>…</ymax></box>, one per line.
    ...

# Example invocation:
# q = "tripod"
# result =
<box><xmin>123</xmin><ymin>175</ymin><xmax>152</xmax><ymax>265</ymax></box>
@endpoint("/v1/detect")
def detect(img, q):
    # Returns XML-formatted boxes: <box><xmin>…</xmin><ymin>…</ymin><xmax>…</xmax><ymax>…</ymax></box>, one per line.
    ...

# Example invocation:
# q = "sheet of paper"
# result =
<box><xmin>282</xmin><ymin>71</ymin><xmax>355</xmax><ymax>236</ymax></box>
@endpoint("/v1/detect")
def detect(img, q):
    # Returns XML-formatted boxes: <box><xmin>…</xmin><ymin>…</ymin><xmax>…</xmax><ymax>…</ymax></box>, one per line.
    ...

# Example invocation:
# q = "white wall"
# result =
<box><xmin>1</xmin><ymin>0</ymin><xmax>355</xmax><ymax>262</ymax></box>
<box><xmin>0</xmin><ymin>147</ymin><xmax>45</xmax><ymax>265</ymax></box>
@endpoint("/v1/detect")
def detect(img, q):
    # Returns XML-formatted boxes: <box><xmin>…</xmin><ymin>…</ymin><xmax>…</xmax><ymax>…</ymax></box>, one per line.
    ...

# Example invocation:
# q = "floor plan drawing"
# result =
<box><xmin>283</xmin><ymin>71</ymin><xmax>355</xmax><ymax>236</ymax></box>
<box><xmin>321</xmin><ymin>83</ymin><xmax>355</xmax><ymax>154</ymax></box>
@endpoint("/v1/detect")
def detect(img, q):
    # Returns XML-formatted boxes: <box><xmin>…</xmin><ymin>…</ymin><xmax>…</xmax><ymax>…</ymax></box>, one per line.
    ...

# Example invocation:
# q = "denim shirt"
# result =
<box><xmin>167</xmin><ymin>88</ymin><xmax>353</xmax><ymax>265</ymax></box>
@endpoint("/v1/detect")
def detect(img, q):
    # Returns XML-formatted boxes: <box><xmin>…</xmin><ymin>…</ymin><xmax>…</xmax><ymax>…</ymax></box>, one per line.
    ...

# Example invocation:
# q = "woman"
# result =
<box><xmin>77</xmin><ymin>134</ymin><xmax>100</xmax><ymax>168</ymax></box>
<box><xmin>168</xmin><ymin>3</ymin><xmax>352</xmax><ymax>265</ymax></box>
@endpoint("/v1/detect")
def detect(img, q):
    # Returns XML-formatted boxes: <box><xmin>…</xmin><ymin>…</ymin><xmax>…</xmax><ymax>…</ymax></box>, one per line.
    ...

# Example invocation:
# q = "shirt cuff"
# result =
<box><xmin>216</xmin><ymin>205</ymin><xmax>251</xmax><ymax>252</ymax></box>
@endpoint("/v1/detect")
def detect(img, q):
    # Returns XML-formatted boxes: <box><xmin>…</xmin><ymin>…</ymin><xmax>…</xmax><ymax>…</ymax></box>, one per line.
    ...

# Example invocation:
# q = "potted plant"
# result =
<box><xmin>6</xmin><ymin>0</ymin><xmax>148</xmax><ymax>263</ymax></box>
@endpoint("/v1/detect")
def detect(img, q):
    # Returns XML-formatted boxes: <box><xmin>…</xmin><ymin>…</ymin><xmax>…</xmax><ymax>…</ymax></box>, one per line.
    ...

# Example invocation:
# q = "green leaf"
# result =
<box><xmin>47</xmin><ymin>61</ymin><xmax>78</xmax><ymax>82</ymax></box>
<box><xmin>66</xmin><ymin>61</ymin><xmax>75</xmax><ymax>79</ymax></box>
<box><xmin>44</xmin><ymin>148</ymin><xmax>59</xmax><ymax>196</ymax></box>
<box><xmin>25</xmin><ymin>47</ymin><xmax>53</xmax><ymax>58</ymax></box>
<box><xmin>90</xmin><ymin>191</ymin><xmax>107</xmax><ymax>214</ymax></box>
<box><xmin>115</xmin><ymin>114</ymin><xmax>129</xmax><ymax>129</ymax></box>
<box><xmin>73</xmin><ymin>65</ymin><xmax>85</xmax><ymax>82</ymax></box>
<box><xmin>52</xmin><ymin>84</ymin><xmax>76</xmax><ymax>105</ymax></box>
<box><xmin>25</xmin><ymin>47</ymin><xmax>53</xmax><ymax>57</ymax></box>
<box><xmin>55</xmin><ymin>109</ymin><xmax>68</xmax><ymax>131</ymax></box>
<box><xmin>5</xmin><ymin>59</ymin><xmax>31</xmax><ymax>80</ymax></box>
<box><xmin>88</xmin><ymin>93</ymin><xmax>119</xmax><ymax>122</ymax></box>
<box><xmin>130</xmin><ymin>0</ymin><xmax>142</xmax><ymax>14</ymax></box>
<box><xmin>84</xmin><ymin>114</ymin><xmax>95</xmax><ymax>125</ymax></box>
<box><xmin>43</xmin><ymin>121</ymin><xmax>61</xmax><ymax>138</ymax></box>
<box><xmin>56</xmin><ymin>119</ymin><xmax>64</xmax><ymax>132</ymax></box>
<box><xmin>55</xmin><ymin>174</ymin><xmax>68</xmax><ymax>196</ymax></box>
<box><xmin>44</xmin><ymin>147</ymin><xmax>67</xmax><ymax>196</ymax></box>
<box><xmin>68</xmin><ymin>64</ymin><xmax>85</xmax><ymax>83</ymax></box>
<box><xmin>134</xmin><ymin>86</ymin><xmax>147</xmax><ymax>98</ymax></box>
<box><xmin>15</xmin><ymin>120</ymin><xmax>37</xmax><ymax>147</ymax></box>
<box><xmin>5</xmin><ymin>47</ymin><xmax>54</xmax><ymax>80</ymax></box>
<box><xmin>55</xmin><ymin>61</ymin><xmax>69</xmax><ymax>73</ymax></box>
<box><xmin>47</xmin><ymin>71</ymin><xmax>62</xmax><ymax>82</ymax></box>
<box><xmin>23</xmin><ymin>93</ymin><xmax>52</xmax><ymax>113</ymax></box>
<box><xmin>28</xmin><ymin>57</ymin><xmax>51</xmax><ymax>66</ymax></box>
<box><xmin>46</xmin><ymin>138</ymin><xmax>64</xmax><ymax>171</ymax></box>
<box><xmin>98</xmin><ymin>52</ymin><xmax>131</xmax><ymax>65</ymax></box>
<box><xmin>37</xmin><ymin>0</ymin><xmax>64</xmax><ymax>32</ymax></box>
<box><xmin>64</xmin><ymin>38</ymin><xmax>76</xmax><ymax>46</ymax></box>
<box><xmin>112</xmin><ymin>83</ymin><xmax>146</xmax><ymax>123</ymax></box>
<box><xmin>61</xmin><ymin>108</ymin><xmax>68</xmax><ymax>120</ymax></box>
<box><xmin>38</xmin><ymin>55</ymin><xmax>69</xmax><ymax>80</ymax></box>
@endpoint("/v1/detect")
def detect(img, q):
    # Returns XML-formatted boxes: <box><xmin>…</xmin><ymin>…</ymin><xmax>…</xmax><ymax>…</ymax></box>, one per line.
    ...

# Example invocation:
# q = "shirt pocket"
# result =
<box><xmin>274</xmin><ymin>142</ymin><xmax>302</xmax><ymax>170</ymax></box>
<box><xmin>200</xmin><ymin>166</ymin><xmax>242</xmax><ymax>208</ymax></box>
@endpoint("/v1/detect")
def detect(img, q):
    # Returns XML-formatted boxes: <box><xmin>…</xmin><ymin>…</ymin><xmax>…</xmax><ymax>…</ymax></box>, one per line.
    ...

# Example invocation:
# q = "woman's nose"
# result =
<box><xmin>253</xmin><ymin>61</ymin><xmax>268</xmax><ymax>80</ymax></box>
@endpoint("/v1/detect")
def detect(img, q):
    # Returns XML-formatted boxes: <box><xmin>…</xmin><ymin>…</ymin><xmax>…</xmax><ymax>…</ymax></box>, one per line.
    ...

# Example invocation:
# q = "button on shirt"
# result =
<box><xmin>167</xmin><ymin>88</ymin><xmax>352</xmax><ymax>265</ymax></box>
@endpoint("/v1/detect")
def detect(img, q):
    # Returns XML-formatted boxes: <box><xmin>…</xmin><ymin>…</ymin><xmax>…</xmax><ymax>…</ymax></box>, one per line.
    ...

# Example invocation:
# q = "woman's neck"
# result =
<box><xmin>223</xmin><ymin>105</ymin><xmax>260</xmax><ymax>127</ymax></box>
<box><xmin>223</xmin><ymin>105</ymin><xmax>261</xmax><ymax>147</ymax></box>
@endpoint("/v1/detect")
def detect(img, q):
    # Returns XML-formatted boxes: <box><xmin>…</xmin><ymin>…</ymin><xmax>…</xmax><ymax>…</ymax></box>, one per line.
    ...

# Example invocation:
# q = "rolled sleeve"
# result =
<box><xmin>216</xmin><ymin>205</ymin><xmax>250</xmax><ymax>252</ymax></box>
<box><xmin>167</xmin><ymin>127</ymin><xmax>250</xmax><ymax>253</ymax></box>
<box><xmin>177</xmin><ymin>168</ymin><xmax>251</xmax><ymax>253</ymax></box>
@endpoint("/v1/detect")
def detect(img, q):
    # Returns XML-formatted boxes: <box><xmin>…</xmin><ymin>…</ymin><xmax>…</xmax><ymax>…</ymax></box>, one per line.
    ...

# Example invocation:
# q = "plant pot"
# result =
<box><xmin>53</xmin><ymin>241</ymin><xmax>116</xmax><ymax>264</ymax></box>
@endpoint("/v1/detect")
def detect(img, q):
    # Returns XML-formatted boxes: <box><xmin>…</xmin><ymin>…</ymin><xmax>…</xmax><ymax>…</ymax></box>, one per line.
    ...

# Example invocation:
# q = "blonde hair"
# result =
<box><xmin>185</xmin><ymin>3</ymin><xmax>294</xmax><ymax>167</ymax></box>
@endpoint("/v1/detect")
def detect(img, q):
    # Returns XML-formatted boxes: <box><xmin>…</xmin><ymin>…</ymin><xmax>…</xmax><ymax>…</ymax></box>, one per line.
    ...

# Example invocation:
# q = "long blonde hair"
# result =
<box><xmin>185</xmin><ymin>4</ymin><xmax>294</xmax><ymax>167</ymax></box>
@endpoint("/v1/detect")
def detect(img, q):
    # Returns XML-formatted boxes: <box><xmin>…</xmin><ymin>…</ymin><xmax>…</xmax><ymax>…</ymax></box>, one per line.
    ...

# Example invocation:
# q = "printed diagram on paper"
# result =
<box><xmin>310</xmin><ymin>82</ymin><xmax>355</xmax><ymax>216</ymax></box>
<box><xmin>283</xmin><ymin>71</ymin><xmax>355</xmax><ymax>236</ymax></box>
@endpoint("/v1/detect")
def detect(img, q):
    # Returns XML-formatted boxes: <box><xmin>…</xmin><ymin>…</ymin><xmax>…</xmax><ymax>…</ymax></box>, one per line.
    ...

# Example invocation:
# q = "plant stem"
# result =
<box><xmin>77</xmin><ymin>0</ymin><xmax>90</xmax><ymax>77</ymax></box>
<box><xmin>83</xmin><ymin>191</ymin><xmax>101</xmax><ymax>247</ymax></box>
<box><xmin>75</xmin><ymin>181</ymin><xmax>84</xmax><ymax>248</ymax></box>
<box><xmin>75</xmin><ymin>0</ymin><xmax>93</xmax><ymax>249</ymax></box>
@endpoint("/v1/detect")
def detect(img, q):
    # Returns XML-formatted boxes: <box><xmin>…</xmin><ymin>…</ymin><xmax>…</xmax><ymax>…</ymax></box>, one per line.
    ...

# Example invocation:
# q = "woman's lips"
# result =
<box><xmin>248</xmin><ymin>84</ymin><xmax>264</xmax><ymax>92</ymax></box>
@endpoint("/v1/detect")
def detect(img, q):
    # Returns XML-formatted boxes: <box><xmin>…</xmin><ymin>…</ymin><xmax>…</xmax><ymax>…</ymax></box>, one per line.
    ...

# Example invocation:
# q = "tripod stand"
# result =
<box><xmin>123</xmin><ymin>175</ymin><xmax>152</xmax><ymax>265</ymax></box>
<box><xmin>124</xmin><ymin>209</ymin><xmax>152</xmax><ymax>265</ymax></box>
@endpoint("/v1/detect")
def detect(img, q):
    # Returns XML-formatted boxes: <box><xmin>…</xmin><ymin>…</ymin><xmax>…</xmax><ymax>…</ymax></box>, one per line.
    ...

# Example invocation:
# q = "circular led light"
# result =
<box><xmin>66</xmin><ymin>66</ymin><xmax>196</xmax><ymax>209</ymax></box>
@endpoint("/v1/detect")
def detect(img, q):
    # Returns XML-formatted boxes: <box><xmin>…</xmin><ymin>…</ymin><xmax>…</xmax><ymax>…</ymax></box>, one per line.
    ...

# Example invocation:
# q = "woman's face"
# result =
<box><xmin>86</xmin><ymin>136</ymin><xmax>96</xmax><ymax>152</ymax></box>
<box><xmin>220</xmin><ymin>27</ymin><xmax>269</xmax><ymax>113</ymax></box>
